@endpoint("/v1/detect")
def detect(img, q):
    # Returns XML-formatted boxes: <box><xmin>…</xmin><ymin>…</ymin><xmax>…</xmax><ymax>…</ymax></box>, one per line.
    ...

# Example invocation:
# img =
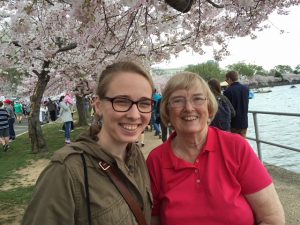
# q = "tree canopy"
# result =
<box><xmin>185</xmin><ymin>61</ymin><xmax>223</xmax><ymax>81</ymax></box>
<box><xmin>1</xmin><ymin>0</ymin><xmax>300</xmax><ymax>153</ymax></box>
<box><xmin>1</xmin><ymin>0</ymin><xmax>300</xmax><ymax>96</ymax></box>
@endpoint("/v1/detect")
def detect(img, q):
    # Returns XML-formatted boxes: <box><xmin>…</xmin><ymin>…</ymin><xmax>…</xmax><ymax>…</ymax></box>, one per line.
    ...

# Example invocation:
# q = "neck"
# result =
<box><xmin>97</xmin><ymin>130</ymin><xmax>127</xmax><ymax>161</ymax></box>
<box><xmin>172</xmin><ymin>129</ymin><xmax>208</xmax><ymax>163</ymax></box>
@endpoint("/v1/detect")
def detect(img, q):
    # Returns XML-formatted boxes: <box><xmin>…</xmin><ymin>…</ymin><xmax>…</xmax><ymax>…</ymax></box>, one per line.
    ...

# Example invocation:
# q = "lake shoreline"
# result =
<box><xmin>247</xmin><ymin>80</ymin><xmax>300</xmax><ymax>89</ymax></box>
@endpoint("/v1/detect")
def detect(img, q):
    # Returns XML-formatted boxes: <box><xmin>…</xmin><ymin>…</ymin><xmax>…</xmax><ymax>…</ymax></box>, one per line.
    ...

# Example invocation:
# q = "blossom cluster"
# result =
<box><xmin>0</xmin><ymin>0</ymin><xmax>299</xmax><ymax>97</ymax></box>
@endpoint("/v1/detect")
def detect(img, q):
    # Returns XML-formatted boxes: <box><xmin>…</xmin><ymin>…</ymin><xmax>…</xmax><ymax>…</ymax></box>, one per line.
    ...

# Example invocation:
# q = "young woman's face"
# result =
<box><xmin>168</xmin><ymin>82</ymin><xmax>209</xmax><ymax>136</ymax></box>
<box><xmin>97</xmin><ymin>72</ymin><xmax>153</xmax><ymax>145</ymax></box>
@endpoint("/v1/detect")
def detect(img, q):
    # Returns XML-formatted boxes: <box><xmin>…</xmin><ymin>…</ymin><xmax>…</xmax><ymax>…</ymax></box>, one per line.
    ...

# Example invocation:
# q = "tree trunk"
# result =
<box><xmin>28</xmin><ymin>64</ymin><xmax>51</xmax><ymax>153</ymax></box>
<box><xmin>75</xmin><ymin>95</ymin><xmax>88</xmax><ymax>126</ymax></box>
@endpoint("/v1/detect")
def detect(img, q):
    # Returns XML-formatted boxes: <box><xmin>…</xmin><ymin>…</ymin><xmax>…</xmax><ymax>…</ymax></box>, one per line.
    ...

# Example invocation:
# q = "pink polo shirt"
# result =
<box><xmin>146</xmin><ymin>127</ymin><xmax>272</xmax><ymax>225</ymax></box>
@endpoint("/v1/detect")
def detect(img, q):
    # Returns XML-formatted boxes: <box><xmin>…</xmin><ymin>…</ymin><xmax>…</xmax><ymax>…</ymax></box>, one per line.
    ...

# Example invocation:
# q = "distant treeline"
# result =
<box><xmin>248</xmin><ymin>80</ymin><xmax>300</xmax><ymax>89</ymax></box>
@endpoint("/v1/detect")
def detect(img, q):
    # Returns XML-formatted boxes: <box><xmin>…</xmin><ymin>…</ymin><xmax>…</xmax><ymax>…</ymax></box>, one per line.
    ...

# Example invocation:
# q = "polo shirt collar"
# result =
<box><xmin>163</xmin><ymin>127</ymin><xmax>216</xmax><ymax>170</ymax></box>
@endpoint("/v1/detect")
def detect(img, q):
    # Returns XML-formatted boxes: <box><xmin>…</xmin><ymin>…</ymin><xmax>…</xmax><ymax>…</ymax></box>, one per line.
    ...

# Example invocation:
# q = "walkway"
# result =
<box><xmin>14</xmin><ymin>118</ymin><xmax>29</xmax><ymax>136</ymax></box>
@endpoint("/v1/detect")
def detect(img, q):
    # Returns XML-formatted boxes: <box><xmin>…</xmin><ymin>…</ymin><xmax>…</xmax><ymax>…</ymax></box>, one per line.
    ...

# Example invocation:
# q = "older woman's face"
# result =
<box><xmin>168</xmin><ymin>82</ymin><xmax>209</xmax><ymax>135</ymax></box>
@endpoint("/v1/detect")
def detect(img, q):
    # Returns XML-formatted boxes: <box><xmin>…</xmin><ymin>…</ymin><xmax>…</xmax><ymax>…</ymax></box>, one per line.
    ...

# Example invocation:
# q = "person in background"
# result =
<box><xmin>0</xmin><ymin>101</ymin><xmax>10</xmax><ymax>151</ymax></box>
<box><xmin>47</xmin><ymin>98</ymin><xmax>57</xmax><ymax>121</ymax></box>
<box><xmin>14</xmin><ymin>100</ymin><xmax>23</xmax><ymax>123</ymax></box>
<box><xmin>22</xmin><ymin>101</ymin><xmax>27</xmax><ymax>118</ymax></box>
<box><xmin>152</xmin><ymin>89</ymin><xmax>162</xmax><ymax>138</ymax></box>
<box><xmin>84</xmin><ymin>96</ymin><xmax>91</xmax><ymax>119</ymax></box>
<box><xmin>39</xmin><ymin>101</ymin><xmax>49</xmax><ymax>124</ymax></box>
<box><xmin>58</xmin><ymin>95</ymin><xmax>73</xmax><ymax>144</ymax></box>
<box><xmin>223</xmin><ymin>71</ymin><xmax>249</xmax><ymax>137</ymax></box>
<box><xmin>156</xmin><ymin>98</ymin><xmax>171</xmax><ymax>142</ymax></box>
<box><xmin>90</xmin><ymin>95</ymin><xmax>97</xmax><ymax>124</ymax></box>
<box><xmin>136</xmin><ymin>130</ymin><xmax>145</xmax><ymax>147</ymax></box>
<box><xmin>3</xmin><ymin>99</ymin><xmax>16</xmax><ymax>142</ymax></box>
<box><xmin>22</xmin><ymin>60</ymin><xmax>154</xmax><ymax>225</ymax></box>
<box><xmin>25</xmin><ymin>102</ymin><xmax>31</xmax><ymax>118</ymax></box>
<box><xmin>208</xmin><ymin>78</ymin><xmax>236</xmax><ymax>131</ymax></box>
<box><xmin>146</xmin><ymin>72</ymin><xmax>284</xmax><ymax>225</ymax></box>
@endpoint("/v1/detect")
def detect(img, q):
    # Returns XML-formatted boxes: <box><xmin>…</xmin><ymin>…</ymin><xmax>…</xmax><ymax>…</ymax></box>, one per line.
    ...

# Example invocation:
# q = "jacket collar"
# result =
<box><xmin>73</xmin><ymin>130</ymin><xmax>139</xmax><ymax>169</ymax></box>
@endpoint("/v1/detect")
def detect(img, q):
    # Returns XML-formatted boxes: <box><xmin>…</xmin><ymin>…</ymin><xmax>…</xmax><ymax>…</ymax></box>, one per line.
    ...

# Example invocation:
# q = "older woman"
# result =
<box><xmin>146</xmin><ymin>72</ymin><xmax>284</xmax><ymax>225</ymax></box>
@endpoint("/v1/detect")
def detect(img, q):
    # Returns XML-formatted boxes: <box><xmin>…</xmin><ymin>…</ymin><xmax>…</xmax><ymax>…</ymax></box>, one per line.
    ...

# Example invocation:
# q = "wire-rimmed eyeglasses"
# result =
<box><xmin>168</xmin><ymin>95</ymin><xmax>207</xmax><ymax>108</ymax></box>
<box><xmin>103</xmin><ymin>96</ymin><xmax>154</xmax><ymax>113</ymax></box>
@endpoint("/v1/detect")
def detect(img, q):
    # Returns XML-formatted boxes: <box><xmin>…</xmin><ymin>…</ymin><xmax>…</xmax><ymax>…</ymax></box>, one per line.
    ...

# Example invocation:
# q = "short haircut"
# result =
<box><xmin>225</xmin><ymin>71</ymin><xmax>239</xmax><ymax>82</ymax></box>
<box><xmin>160</xmin><ymin>72</ymin><xmax>218</xmax><ymax>126</ymax></box>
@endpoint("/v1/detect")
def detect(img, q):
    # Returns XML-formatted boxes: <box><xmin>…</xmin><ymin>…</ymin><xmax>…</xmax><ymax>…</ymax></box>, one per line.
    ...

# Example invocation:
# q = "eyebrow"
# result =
<box><xmin>171</xmin><ymin>93</ymin><xmax>205</xmax><ymax>98</ymax></box>
<box><xmin>109</xmin><ymin>95</ymin><xmax>152</xmax><ymax>100</ymax></box>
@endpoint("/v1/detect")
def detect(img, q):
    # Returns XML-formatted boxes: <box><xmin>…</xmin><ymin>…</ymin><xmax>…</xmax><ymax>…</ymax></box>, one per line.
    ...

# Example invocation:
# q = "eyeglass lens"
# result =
<box><xmin>169</xmin><ymin>96</ymin><xmax>206</xmax><ymax>108</ymax></box>
<box><xmin>106</xmin><ymin>97</ymin><xmax>153</xmax><ymax>113</ymax></box>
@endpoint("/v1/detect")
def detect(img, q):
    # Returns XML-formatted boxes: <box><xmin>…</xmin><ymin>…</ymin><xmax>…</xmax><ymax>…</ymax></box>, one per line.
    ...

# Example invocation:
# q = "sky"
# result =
<box><xmin>153</xmin><ymin>5</ymin><xmax>300</xmax><ymax>71</ymax></box>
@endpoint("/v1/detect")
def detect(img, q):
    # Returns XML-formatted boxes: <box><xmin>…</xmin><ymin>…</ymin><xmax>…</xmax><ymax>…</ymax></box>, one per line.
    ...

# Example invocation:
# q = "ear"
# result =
<box><xmin>93</xmin><ymin>96</ymin><xmax>103</xmax><ymax>116</ymax></box>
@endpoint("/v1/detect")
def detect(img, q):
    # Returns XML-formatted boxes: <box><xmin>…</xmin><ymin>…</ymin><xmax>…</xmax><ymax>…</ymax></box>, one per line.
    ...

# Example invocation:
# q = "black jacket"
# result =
<box><xmin>223</xmin><ymin>82</ymin><xmax>249</xmax><ymax>129</ymax></box>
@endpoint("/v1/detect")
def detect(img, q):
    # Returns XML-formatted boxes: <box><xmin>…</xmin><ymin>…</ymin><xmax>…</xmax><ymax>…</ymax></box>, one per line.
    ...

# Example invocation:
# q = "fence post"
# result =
<box><xmin>252</xmin><ymin>112</ymin><xmax>262</xmax><ymax>160</ymax></box>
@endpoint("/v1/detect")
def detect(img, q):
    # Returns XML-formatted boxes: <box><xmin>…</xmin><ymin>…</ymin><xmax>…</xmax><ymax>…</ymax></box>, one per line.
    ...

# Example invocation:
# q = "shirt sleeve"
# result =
<box><xmin>235</xmin><ymin>137</ymin><xmax>272</xmax><ymax>195</ymax></box>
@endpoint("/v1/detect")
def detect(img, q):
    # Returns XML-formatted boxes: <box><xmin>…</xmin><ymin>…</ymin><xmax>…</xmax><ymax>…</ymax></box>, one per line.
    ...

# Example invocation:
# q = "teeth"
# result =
<box><xmin>183</xmin><ymin>116</ymin><xmax>198</xmax><ymax>121</ymax></box>
<box><xmin>122</xmin><ymin>124</ymin><xmax>138</xmax><ymax>130</ymax></box>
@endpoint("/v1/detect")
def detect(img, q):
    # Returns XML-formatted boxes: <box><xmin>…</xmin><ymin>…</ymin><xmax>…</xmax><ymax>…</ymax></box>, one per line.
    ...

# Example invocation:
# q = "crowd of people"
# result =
<box><xmin>18</xmin><ymin>60</ymin><xmax>285</xmax><ymax>225</ymax></box>
<box><xmin>0</xmin><ymin>92</ymin><xmax>101</xmax><ymax>151</ymax></box>
<box><xmin>0</xmin><ymin>99</ymin><xmax>31</xmax><ymax>151</ymax></box>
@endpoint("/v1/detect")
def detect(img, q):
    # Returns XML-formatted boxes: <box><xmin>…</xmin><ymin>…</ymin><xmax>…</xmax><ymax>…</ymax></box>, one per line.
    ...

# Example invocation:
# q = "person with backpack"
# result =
<box><xmin>208</xmin><ymin>78</ymin><xmax>236</xmax><ymax>131</ymax></box>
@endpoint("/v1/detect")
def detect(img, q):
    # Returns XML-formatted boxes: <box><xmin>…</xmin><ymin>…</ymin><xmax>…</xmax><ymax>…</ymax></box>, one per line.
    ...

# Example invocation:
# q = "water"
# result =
<box><xmin>247</xmin><ymin>84</ymin><xmax>300</xmax><ymax>173</ymax></box>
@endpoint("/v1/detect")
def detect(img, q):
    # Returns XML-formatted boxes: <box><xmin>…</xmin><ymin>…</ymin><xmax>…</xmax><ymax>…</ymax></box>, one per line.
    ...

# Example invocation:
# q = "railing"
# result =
<box><xmin>247</xmin><ymin>110</ymin><xmax>300</xmax><ymax>161</ymax></box>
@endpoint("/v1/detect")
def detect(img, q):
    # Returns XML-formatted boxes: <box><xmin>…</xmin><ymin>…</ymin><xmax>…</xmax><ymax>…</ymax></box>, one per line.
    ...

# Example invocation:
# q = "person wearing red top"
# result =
<box><xmin>146</xmin><ymin>72</ymin><xmax>284</xmax><ymax>225</ymax></box>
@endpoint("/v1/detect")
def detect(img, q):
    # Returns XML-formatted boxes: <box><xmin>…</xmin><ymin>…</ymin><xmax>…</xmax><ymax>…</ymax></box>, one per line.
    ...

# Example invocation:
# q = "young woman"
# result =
<box><xmin>208</xmin><ymin>78</ymin><xmax>236</xmax><ymax>131</ymax></box>
<box><xmin>22</xmin><ymin>60</ymin><xmax>154</xmax><ymax>225</ymax></box>
<box><xmin>58</xmin><ymin>95</ymin><xmax>73</xmax><ymax>144</ymax></box>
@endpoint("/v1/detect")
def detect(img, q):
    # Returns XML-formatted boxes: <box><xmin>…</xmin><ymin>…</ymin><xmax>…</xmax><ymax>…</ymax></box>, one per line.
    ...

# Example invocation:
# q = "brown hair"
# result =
<box><xmin>225</xmin><ymin>71</ymin><xmax>239</xmax><ymax>82</ymax></box>
<box><xmin>0</xmin><ymin>101</ymin><xmax>3</xmax><ymax>107</ymax></box>
<box><xmin>208</xmin><ymin>78</ymin><xmax>221</xmax><ymax>96</ymax></box>
<box><xmin>90</xmin><ymin>60</ymin><xmax>155</xmax><ymax>140</ymax></box>
<box><xmin>160</xmin><ymin>72</ymin><xmax>218</xmax><ymax>127</ymax></box>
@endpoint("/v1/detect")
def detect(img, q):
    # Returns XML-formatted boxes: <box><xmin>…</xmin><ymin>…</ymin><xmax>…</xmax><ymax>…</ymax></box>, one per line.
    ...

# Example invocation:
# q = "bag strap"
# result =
<box><xmin>98</xmin><ymin>160</ymin><xmax>148</xmax><ymax>225</ymax></box>
<box><xmin>81</xmin><ymin>154</ymin><xmax>92</xmax><ymax>225</ymax></box>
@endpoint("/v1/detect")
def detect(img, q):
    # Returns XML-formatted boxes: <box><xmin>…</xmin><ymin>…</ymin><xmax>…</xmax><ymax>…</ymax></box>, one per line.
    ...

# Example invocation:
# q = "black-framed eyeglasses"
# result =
<box><xmin>168</xmin><ymin>95</ymin><xmax>207</xmax><ymax>108</ymax></box>
<box><xmin>103</xmin><ymin>96</ymin><xmax>154</xmax><ymax>113</ymax></box>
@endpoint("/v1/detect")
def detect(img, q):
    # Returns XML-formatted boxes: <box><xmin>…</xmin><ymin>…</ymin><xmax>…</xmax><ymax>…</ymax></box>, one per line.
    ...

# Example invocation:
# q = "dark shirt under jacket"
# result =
<box><xmin>223</xmin><ymin>82</ymin><xmax>249</xmax><ymax>129</ymax></box>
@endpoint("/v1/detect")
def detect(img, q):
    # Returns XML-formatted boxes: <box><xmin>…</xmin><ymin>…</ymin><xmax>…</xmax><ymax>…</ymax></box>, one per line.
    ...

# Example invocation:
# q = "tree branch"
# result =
<box><xmin>206</xmin><ymin>0</ymin><xmax>224</xmax><ymax>8</ymax></box>
<box><xmin>45</xmin><ymin>0</ymin><xmax>54</xmax><ymax>6</ymax></box>
<box><xmin>56</xmin><ymin>43</ymin><xmax>77</xmax><ymax>54</ymax></box>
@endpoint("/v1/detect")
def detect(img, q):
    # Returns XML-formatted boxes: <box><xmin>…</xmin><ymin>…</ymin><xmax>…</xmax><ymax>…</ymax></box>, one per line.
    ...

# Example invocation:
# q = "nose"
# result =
<box><xmin>184</xmin><ymin>99</ymin><xmax>194</xmax><ymax>111</ymax></box>
<box><xmin>127</xmin><ymin>103</ymin><xmax>141</xmax><ymax>118</ymax></box>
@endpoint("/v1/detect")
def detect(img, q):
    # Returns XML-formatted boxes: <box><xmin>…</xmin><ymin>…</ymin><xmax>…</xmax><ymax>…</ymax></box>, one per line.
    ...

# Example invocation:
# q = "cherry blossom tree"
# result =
<box><xmin>1</xmin><ymin>0</ymin><xmax>300</xmax><ymax>153</ymax></box>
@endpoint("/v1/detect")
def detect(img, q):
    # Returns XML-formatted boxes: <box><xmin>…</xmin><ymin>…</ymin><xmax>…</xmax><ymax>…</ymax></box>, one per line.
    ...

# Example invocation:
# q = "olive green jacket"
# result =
<box><xmin>22</xmin><ymin>130</ymin><xmax>153</xmax><ymax>225</ymax></box>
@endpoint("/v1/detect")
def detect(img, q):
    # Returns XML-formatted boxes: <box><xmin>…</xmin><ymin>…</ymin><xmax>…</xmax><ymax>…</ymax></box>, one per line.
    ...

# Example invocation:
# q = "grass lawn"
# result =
<box><xmin>0</xmin><ymin>122</ymin><xmax>88</xmax><ymax>224</ymax></box>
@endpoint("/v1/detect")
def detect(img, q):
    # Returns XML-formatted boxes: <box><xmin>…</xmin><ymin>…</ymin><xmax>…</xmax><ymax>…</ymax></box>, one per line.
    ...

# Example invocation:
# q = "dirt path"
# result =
<box><xmin>1</xmin><ymin>130</ymin><xmax>299</xmax><ymax>224</ymax></box>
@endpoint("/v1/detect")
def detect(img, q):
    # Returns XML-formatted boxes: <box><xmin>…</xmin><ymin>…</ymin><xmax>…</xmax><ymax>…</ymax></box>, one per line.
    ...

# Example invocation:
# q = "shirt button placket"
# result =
<box><xmin>194</xmin><ymin>159</ymin><xmax>201</xmax><ymax>187</ymax></box>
